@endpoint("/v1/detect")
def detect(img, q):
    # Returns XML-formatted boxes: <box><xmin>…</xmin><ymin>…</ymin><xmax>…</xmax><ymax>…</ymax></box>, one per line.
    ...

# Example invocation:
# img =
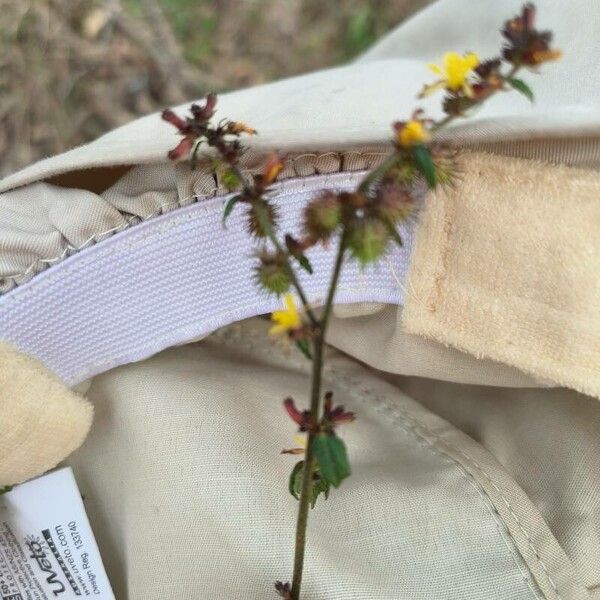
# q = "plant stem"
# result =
<box><xmin>357</xmin><ymin>153</ymin><xmax>400</xmax><ymax>194</ymax></box>
<box><xmin>235</xmin><ymin>168</ymin><xmax>319</xmax><ymax>327</ymax></box>
<box><xmin>290</xmin><ymin>230</ymin><xmax>347</xmax><ymax>600</ymax></box>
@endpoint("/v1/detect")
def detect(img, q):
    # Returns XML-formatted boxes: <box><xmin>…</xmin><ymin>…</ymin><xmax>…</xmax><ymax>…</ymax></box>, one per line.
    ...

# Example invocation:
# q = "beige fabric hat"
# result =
<box><xmin>0</xmin><ymin>0</ymin><xmax>599</xmax><ymax>598</ymax></box>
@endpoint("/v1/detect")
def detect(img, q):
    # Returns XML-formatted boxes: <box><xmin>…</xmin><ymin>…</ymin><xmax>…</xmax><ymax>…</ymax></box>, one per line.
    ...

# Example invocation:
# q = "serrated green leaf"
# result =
<box><xmin>222</xmin><ymin>195</ymin><xmax>242</xmax><ymax>227</ymax></box>
<box><xmin>288</xmin><ymin>461</ymin><xmax>329</xmax><ymax>508</ymax></box>
<box><xmin>295</xmin><ymin>339</ymin><xmax>313</xmax><ymax>360</ymax></box>
<box><xmin>296</xmin><ymin>253</ymin><xmax>313</xmax><ymax>274</ymax></box>
<box><xmin>412</xmin><ymin>144</ymin><xmax>436</xmax><ymax>189</ymax></box>
<box><xmin>313</xmin><ymin>434</ymin><xmax>351</xmax><ymax>488</ymax></box>
<box><xmin>508</xmin><ymin>77</ymin><xmax>534</xmax><ymax>103</ymax></box>
<box><xmin>289</xmin><ymin>461</ymin><xmax>304</xmax><ymax>500</ymax></box>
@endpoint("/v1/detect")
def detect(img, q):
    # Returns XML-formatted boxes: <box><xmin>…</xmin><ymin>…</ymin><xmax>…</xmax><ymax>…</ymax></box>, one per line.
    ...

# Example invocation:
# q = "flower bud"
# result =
<box><xmin>501</xmin><ymin>4</ymin><xmax>561</xmax><ymax>66</ymax></box>
<box><xmin>375</xmin><ymin>184</ymin><xmax>414</xmax><ymax>224</ymax></box>
<box><xmin>247</xmin><ymin>200</ymin><xmax>278</xmax><ymax>238</ymax></box>
<box><xmin>303</xmin><ymin>191</ymin><xmax>342</xmax><ymax>242</ymax></box>
<box><xmin>346</xmin><ymin>219</ymin><xmax>390</xmax><ymax>266</ymax></box>
<box><xmin>275</xmin><ymin>581</ymin><xmax>292</xmax><ymax>599</ymax></box>
<box><xmin>255</xmin><ymin>250</ymin><xmax>291</xmax><ymax>295</ymax></box>
<box><xmin>190</xmin><ymin>93</ymin><xmax>217</xmax><ymax>121</ymax></box>
<box><xmin>262</xmin><ymin>153</ymin><xmax>284</xmax><ymax>185</ymax></box>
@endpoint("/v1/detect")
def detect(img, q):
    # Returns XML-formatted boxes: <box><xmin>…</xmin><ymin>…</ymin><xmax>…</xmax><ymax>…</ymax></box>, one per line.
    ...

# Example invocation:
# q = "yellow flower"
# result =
<box><xmin>423</xmin><ymin>52</ymin><xmax>480</xmax><ymax>97</ymax></box>
<box><xmin>269</xmin><ymin>293</ymin><xmax>302</xmax><ymax>336</ymax></box>
<box><xmin>394</xmin><ymin>120</ymin><xmax>430</xmax><ymax>148</ymax></box>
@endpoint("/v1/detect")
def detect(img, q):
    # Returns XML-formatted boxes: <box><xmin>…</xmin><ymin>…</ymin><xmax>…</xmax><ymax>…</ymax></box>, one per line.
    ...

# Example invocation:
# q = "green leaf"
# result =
<box><xmin>412</xmin><ymin>144</ymin><xmax>436</xmax><ymax>189</ymax></box>
<box><xmin>288</xmin><ymin>461</ymin><xmax>329</xmax><ymax>508</ymax></box>
<box><xmin>0</xmin><ymin>485</ymin><xmax>13</xmax><ymax>496</ymax></box>
<box><xmin>190</xmin><ymin>140</ymin><xmax>203</xmax><ymax>170</ymax></box>
<box><xmin>288</xmin><ymin>461</ymin><xmax>304</xmax><ymax>500</ymax></box>
<box><xmin>295</xmin><ymin>339</ymin><xmax>313</xmax><ymax>360</ymax></box>
<box><xmin>508</xmin><ymin>77</ymin><xmax>534</xmax><ymax>103</ymax></box>
<box><xmin>222</xmin><ymin>195</ymin><xmax>242</xmax><ymax>227</ymax></box>
<box><xmin>296</xmin><ymin>253</ymin><xmax>313</xmax><ymax>274</ymax></box>
<box><xmin>310</xmin><ymin>472</ymin><xmax>330</xmax><ymax>508</ymax></box>
<box><xmin>312</xmin><ymin>433</ymin><xmax>351</xmax><ymax>488</ymax></box>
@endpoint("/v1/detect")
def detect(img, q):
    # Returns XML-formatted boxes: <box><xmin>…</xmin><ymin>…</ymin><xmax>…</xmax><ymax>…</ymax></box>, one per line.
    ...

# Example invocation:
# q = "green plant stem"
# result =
<box><xmin>290</xmin><ymin>230</ymin><xmax>347</xmax><ymax>600</ymax></box>
<box><xmin>357</xmin><ymin>153</ymin><xmax>401</xmax><ymax>194</ymax></box>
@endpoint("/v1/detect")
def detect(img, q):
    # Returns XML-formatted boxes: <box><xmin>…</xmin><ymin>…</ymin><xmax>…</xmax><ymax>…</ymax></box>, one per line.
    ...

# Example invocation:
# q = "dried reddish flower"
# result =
<box><xmin>502</xmin><ymin>3</ymin><xmax>561</xmax><ymax>66</ymax></box>
<box><xmin>323</xmin><ymin>392</ymin><xmax>356</xmax><ymax>428</ymax></box>
<box><xmin>161</xmin><ymin>108</ymin><xmax>188</xmax><ymax>132</ymax></box>
<box><xmin>283</xmin><ymin>397</ymin><xmax>313</xmax><ymax>431</ymax></box>
<box><xmin>471</xmin><ymin>58</ymin><xmax>505</xmax><ymax>101</ymax></box>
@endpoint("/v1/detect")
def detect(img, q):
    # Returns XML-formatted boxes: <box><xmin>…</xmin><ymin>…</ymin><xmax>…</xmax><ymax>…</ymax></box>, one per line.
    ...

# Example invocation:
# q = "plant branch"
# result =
<box><xmin>290</xmin><ymin>229</ymin><xmax>347</xmax><ymax>600</ymax></box>
<box><xmin>358</xmin><ymin>64</ymin><xmax>521</xmax><ymax>194</ymax></box>
<box><xmin>231</xmin><ymin>165</ymin><xmax>320</xmax><ymax>328</ymax></box>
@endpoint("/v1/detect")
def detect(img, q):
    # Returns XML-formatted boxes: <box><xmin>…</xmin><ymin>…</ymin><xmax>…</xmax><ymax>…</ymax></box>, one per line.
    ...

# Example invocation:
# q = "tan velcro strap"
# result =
<box><xmin>403</xmin><ymin>151</ymin><xmax>600</xmax><ymax>399</ymax></box>
<box><xmin>0</xmin><ymin>343</ymin><xmax>93</xmax><ymax>486</ymax></box>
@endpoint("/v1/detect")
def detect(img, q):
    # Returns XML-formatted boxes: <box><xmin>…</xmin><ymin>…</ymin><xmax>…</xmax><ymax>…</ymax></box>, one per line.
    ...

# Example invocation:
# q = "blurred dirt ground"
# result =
<box><xmin>0</xmin><ymin>0</ymin><xmax>431</xmax><ymax>177</ymax></box>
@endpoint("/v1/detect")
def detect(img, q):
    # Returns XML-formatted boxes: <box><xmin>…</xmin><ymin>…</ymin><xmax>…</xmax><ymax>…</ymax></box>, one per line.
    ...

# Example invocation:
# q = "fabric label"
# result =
<box><xmin>0</xmin><ymin>468</ymin><xmax>114</xmax><ymax>600</ymax></box>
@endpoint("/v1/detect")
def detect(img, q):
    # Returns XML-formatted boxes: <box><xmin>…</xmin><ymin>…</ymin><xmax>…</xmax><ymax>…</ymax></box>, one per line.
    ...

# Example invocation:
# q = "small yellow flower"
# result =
<box><xmin>394</xmin><ymin>120</ymin><xmax>430</xmax><ymax>148</ymax></box>
<box><xmin>270</xmin><ymin>293</ymin><xmax>302</xmax><ymax>336</ymax></box>
<box><xmin>422</xmin><ymin>52</ymin><xmax>480</xmax><ymax>97</ymax></box>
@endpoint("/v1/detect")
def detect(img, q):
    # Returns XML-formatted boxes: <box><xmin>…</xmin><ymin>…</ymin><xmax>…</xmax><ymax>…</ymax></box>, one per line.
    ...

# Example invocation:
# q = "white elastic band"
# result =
<box><xmin>0</xmin><ymin>172</ymin><xmax>416</xmax><ymax>385</ymax></box>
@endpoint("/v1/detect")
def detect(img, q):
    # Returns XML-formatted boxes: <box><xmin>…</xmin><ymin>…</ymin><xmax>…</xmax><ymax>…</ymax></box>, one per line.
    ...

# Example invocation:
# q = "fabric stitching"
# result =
<box><xmin>0</xmin><ymin>153</ymin><xmax>383</xmax><ymax>292</ymax></box>
<box><xmin>358</xmin><ymin>402</ymin><xmax>547</xmax><ymax>599</ymax></box>
<box><xmin>322</xmin><ymin>352</ymin><xmax>561</xmax><ymax>597</ymax></box>
<box><xmin>0</xmin><ymin>171</ymin><xmax>367</xmax><ymax>307</ymax></box>
<box><xmin>376</xmin><ymin>402</ymin><xmax>561</xmax><ymax>598</ymax></box>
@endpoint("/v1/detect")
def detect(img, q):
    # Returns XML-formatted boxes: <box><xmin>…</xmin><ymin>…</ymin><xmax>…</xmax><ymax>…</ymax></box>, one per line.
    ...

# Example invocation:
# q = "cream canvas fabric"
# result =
<box><xmin>0</xmin><ymin>0</ymin><xmax>599</xmax><ymax>598</ymax></box>
<box><xmin>396</xmin><ymin>377</ymin><xmax>600</xmax><ymax>593</ymax></box>
<box><xmin>67</xmin><ymin>319</ymin><xmax>590</xmax><ymax>600</ymax></box>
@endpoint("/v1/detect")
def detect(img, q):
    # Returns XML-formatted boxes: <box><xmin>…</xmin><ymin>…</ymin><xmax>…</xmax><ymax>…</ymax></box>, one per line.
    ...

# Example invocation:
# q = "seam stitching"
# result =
<box><xmin>0</xmin><ymin>172</ymin><xmax>368</xmax><ymax>307</ymax></box>
<box><xmin>382</xmin><ymin>402</ymin><xmax>561</xmax><ymax>598</ymax></box>
<box><xmin>210</xmin><ymin>325</ymin><xmax>549</xmax><ymax>599</ymax></box>
<box><xmin>0</xmin><ymin>151</ymin><xmax>388</xmax><ymax>292</ymax></box>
